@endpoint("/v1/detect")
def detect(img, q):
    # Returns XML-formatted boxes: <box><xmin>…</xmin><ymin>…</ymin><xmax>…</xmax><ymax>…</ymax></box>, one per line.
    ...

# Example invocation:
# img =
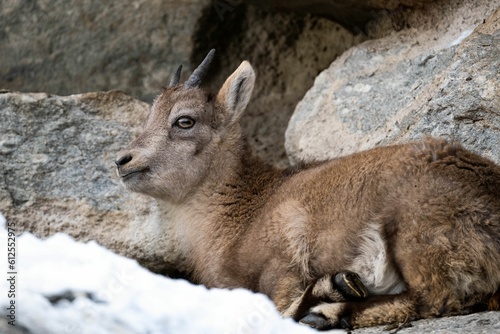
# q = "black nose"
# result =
<box><xmin>115</xmin><ymin>154</ymin><xmax>132</xmax><ymax>167</ymax></box>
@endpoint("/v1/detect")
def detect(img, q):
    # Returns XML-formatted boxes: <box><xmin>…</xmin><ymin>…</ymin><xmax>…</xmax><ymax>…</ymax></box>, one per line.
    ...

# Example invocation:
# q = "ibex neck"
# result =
<box><xmin>160</xmin><ymin>140</ymin><xmax>284</xmax><ymax>287</ymax></box>
<box><xmin>206</xmin><ymin>139</ymin><xmax>283</xmax><ymax>222</ymax></box>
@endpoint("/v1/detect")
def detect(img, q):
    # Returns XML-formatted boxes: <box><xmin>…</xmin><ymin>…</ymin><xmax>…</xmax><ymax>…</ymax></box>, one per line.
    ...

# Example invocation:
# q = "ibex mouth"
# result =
<box><xmin>119</xmin><ymin>168</ymin><xmax>149</xmax><ymax>181</ymax></box>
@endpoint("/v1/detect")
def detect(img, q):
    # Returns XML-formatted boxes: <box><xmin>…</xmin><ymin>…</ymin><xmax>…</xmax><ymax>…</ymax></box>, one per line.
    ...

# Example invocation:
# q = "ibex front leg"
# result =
<box><xmin>298</xmin><ymin>274</ymin><xmax>497</xmax><ymax>329</ymax></box>
<box><xmin>283</xmin><ymin>272</ymin><xmax>368</xmax><ymax>324</ymax></box>
<box><xmin>302</xmin><ymin>292</ymin><xmax>417</xmax><ymax>330</ymax></box>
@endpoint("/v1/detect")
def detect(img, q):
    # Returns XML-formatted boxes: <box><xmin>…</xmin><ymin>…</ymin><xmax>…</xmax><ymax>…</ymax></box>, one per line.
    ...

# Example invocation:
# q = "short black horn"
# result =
<box><xmin>185</xmin><ymin>49</ymin><xmax>215</xmax><ymax>88</ymax></box>
<box><xmin>169</xmin><ymin>65</ymin><xmax>183</xmax><ymax>87</ymax></box>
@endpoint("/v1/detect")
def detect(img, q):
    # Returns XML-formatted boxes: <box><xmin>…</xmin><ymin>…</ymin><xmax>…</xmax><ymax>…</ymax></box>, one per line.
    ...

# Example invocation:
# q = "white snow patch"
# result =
<box><xmin>449</xmin><ymin>29</ymin><xmax>473</xmax><ymax>47</ymax></box>
<box><xmin>0</xmin><ymin>212</ymin><xmax>335</xmax><ymax>334</ymax></box>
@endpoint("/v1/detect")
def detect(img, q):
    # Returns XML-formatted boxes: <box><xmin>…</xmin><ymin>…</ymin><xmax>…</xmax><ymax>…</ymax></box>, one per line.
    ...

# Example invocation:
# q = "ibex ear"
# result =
<box><xmin>217</xmin><ymin>61</ymin><xmax>255</xmax><ymax>125</ymax></box>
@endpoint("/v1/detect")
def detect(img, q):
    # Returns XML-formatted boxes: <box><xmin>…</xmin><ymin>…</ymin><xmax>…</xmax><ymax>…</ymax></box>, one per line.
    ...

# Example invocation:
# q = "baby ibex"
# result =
<box><xmin>116</xmin><ymin>50</ymin><xmax>500</xmax><ymax>329</ymax></box>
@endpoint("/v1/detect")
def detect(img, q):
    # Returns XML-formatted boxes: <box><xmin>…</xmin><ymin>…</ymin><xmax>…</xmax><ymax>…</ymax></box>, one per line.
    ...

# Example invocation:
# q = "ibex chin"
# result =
<box><xmin>116</xmin><ymin>50</ymin><xmax>500</xmax><ymax>329</ymax></box>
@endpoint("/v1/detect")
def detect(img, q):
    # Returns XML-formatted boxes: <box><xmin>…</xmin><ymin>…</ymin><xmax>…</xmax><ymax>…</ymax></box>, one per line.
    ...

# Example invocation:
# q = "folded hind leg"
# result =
<box><xmin>301</xmin><ymin>291</ymin><xmax>418</xmax><ymax>329</ymax></box>
<box><xmin>300</xmin><ymin>276</ymin><xmax>482</xmax><ymax>329</ymax></box>
<box><xmin>284</xmin><ymin>271</ymin><xmax>368</xmax><ymax>320</ymax></box>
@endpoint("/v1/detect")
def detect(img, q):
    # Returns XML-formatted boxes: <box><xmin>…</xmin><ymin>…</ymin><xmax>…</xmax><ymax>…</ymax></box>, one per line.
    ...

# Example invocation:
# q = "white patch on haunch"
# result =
<box><xmin>348</xmin><ymin>224</ymin><xmax>406</xmax><ymax>295</ymax></box>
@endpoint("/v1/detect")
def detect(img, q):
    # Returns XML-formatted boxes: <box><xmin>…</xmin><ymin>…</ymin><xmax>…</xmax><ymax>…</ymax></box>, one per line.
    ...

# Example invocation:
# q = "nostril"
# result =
<box><xmin>116</xmin><ymin>154</ymin><xmax>133</xmax><ymax>167</ymax></box>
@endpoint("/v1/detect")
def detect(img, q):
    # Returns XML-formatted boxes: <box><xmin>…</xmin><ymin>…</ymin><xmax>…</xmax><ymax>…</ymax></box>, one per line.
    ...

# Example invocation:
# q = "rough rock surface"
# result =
<box><xmin>1</xmin><ymin>0</ymin><xmax>365</xmax><ymax>167</ymax></box>
<box><xmin>286</xmin><ymin>1</ymin><xmax>500</xmax><ymax>164</ymax></box>
<box><xmin>242</xmin><ymin>0</ymin><xmax>434</xmax><ymax>29</ymax></box>
<box><xmin>194</xmin><ymin>5</ymin><xmax>364</xmax><ymax>166</ymax></box>
<box><xmin>0</xmin><ymin>0</ymin><xmax>210</xmax><ymax>102</ymax></box>
<box><xmin>0</xmin><ymin>91</ymin><xmax>184</xmax><ymax>275</ymax></box>
<box><xmin>353</xmin><ymin>311</ymin><xmax>500</xmax><ymax>334</ymax></box>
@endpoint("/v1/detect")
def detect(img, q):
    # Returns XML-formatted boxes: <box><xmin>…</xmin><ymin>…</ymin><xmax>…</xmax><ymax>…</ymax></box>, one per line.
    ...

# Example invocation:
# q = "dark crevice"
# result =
<box><xmin>191</xmin><ymin>2</ymin><xmax>247</xmax><ymax>88</ymax></box>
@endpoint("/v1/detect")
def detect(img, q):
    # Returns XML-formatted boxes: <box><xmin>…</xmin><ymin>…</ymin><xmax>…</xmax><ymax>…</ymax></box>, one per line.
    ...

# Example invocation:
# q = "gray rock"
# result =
<box><xmin>197</xmin><ymin>5</ymin><xmax>364</xmax><ymax>166</ymax></box>
<box><xmin>352</xmin><ymin>311</ymin><xmax>500</xmax><ymax>334</ymax></box>
<box><xmin>0</xmin><ymin>0</ymin><xmax>364</xmax><ymax>167</ymax></box>
<box><xmin>0</xmin><ymin>91</ymin><xmax>183</xmax><ymax>275</ymax></box>
<box><xmin>0</xmin><ymin>0</ymin><xmax>210</xmax><ymax>102</ymax></box>
<box><xmin>286</xmin><ymin>1</ymin><xmax>500</xmax><ymax>165</ymax></box>
<box><xmin>242</xmin><ymin>0</ymin><xmax>434</xmax><ymax>29</ymax></box>
<box><xmin>0</xmin><ymin>318</ymin><xmax>29</xmax><ymax>334</ymax></box>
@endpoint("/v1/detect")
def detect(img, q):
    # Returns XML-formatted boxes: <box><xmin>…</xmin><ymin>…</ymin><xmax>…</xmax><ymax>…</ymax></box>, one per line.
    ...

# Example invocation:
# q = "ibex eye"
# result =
<box><xmin>175</xmin><ymin>117</ymin><xmax>195</xmax><ymax>129</ymax></box>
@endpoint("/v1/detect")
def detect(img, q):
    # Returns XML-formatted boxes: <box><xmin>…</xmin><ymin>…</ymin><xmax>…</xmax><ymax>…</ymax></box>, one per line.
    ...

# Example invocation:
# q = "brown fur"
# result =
<box><xmin>116</xmin><ymin>59</ymin><xmax>500</xmax><ymax>329</ymax></box>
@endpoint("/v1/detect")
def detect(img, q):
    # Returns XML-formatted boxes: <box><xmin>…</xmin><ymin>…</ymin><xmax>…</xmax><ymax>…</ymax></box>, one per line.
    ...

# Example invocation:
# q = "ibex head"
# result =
<box><xmin>115</xmin><ymin>50</ymin><xmax>256</xmax><ymax>202</ymax></box>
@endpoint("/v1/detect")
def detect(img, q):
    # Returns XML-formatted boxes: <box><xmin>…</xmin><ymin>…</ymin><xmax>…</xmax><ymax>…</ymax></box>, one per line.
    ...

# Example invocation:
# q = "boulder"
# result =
<box><xmin>242</xmin><ymin>0</ymin><xmax>435</xmax><ymax>29</ymax></box>
<box><xmin>286</xmin><ymin>2</ymin><xmax>500</xmax><ymax>165</ymax></box>
<box><xmin>353</xmin><ymin>311</ymin><xmax>500</xmax><ymax>334</ymax></box>
<box><xmin>0</xmin><ymin>0</ymin><xmax>210</xmax><ymax>102</ymax></box>
<box><xmin>1</xmin><ymin>0</ymin><xmax>364</xmax><ymax>167</ymax></box>
<box><xmin>194</xmin><ymin>5</ymin><xmax>364</xmax><ymax>166</ymax></box>
<box><xmin>0</xmin><ymin>91</ymin><xmax>184</xmax><ymax>275</ymax></box>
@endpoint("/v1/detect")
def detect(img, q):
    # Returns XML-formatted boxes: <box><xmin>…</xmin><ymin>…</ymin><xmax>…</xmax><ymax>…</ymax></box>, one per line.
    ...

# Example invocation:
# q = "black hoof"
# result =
<box><xmin>299</xmin><ymin>313</ymin><xmax>332</xmax><ymax>330</ymax></box>
<box><xmin>340</xmin><ymin>315</ymin><xmax>352</xmax><ymax>329</ymax></box>
<box><xmin>334</xmin><ymin>271</ymin><xmax>368</xmax><ymax>299</ymax></box>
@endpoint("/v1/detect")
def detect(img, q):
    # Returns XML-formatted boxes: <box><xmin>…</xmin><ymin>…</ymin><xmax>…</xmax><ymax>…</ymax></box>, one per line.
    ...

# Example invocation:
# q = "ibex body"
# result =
<box><xmin>116</xmin><ymin>50</ymin><xmax>500</xmax><ymax>329</ymax></box>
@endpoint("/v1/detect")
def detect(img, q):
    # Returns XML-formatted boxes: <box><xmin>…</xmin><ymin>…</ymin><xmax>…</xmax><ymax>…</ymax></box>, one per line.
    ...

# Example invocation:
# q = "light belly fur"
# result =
<box><xmin>348</xmin><ymin>224</ymin><xmax>406</xmax><ymax>295</ymax></box>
